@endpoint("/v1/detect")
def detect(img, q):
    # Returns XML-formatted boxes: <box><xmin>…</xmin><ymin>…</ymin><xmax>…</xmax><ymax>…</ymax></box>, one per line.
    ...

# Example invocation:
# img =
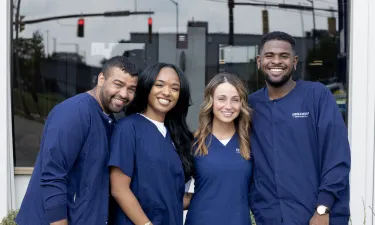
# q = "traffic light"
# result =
<box><xmin>327</xmin><ymin>17</ymin><xmax>336</xmax><ymax>36</ymax></box>
<box><xmin>77</xmin><ymin>18</ymin><xmax>84</xmax><ymax>38</ymax></box>
<box><xmin>262</xmin><ymin>10</ymin><xmax>269</xmax><ymax>34</ymax></box>
<box><xmin>19</xmin><ymin>15</ymin><xmax>25</xmax><ymax>32</ymax></box>
<box><xmin>148</xmin><ymin>17</ymin><xmax>152</xmax><ymax>44</ymax></box>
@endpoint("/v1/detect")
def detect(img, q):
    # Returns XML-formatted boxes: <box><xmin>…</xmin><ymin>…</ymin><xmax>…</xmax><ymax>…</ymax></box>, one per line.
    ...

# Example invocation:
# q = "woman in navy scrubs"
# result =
<box><xmin>108</xmin><ymin>63</ymin><xmax>194</xmax><ymax>225</ymax></box>
<box><xmin>184</xmin><ymin>72</ymin><xmax>253</xmax><ymax>225</ymax></box>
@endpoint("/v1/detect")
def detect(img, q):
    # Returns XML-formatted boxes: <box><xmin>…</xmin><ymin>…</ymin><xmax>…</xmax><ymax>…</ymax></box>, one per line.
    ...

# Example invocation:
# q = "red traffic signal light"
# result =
<box><xmin>77</xmin><ymin>18</ymin><xmax>84</xmax><ymax>38</ymax></box>
<box><xmin>148</xmin><ymin>17</ymin><xmax>152</xmax><ymax>44</ymax></box>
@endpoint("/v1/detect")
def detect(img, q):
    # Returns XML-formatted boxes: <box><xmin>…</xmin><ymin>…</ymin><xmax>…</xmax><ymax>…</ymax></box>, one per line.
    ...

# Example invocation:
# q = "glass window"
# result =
<box><xmin>11</xmin><ymin>0</ymin><xmax>349</xmax><ymax>167</ymax></box>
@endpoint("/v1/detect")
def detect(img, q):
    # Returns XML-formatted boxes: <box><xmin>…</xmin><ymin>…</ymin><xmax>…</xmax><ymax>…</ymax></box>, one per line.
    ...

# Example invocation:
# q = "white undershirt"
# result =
<box><xmin>139</xmin><ymin>113</ymin><xmax>167</xmax><ymax>137</ymax></box>
<box><xmin>219</xmin><ymin>138</ymin><xmax>231</xmax><ymax>146</ymax></box>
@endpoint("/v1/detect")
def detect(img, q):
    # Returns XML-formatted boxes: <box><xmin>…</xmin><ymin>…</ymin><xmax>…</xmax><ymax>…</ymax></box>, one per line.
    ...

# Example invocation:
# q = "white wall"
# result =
<box><xmin>0</xmin><ymin>0</ymin><xmax>16</xmax><ymax>219</ymax></box>
<box><xmin>14</xmin><ymin>175</ymin><xmax>31</xmax><ymax>209</ymax></box>
<box><xmin>348</xmin><ymin>0</ymin><xmax>375</xmax><ymax>224</ymax></box>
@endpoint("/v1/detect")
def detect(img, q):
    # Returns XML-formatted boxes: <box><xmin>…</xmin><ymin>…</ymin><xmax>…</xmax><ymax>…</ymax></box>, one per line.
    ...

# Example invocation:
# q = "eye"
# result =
<box><xmin>155</xmin><ymin>83</ymin><xmax>163</xmax><ymax>87</ymax></box>
<box><xmin>128</xmin><ymin>88</ymin><xmax>135</xmax><ymax>93</ymax></box>
<box><xmin>172</xmin><ymin>88</ymin><xmax>179</xmax><ymax>92</ymax></box>
<box><xmin>281</xmin><ymin>55</ymin><xmax>289</xmax><ymax>59</ymax></box>
<box><xmin>115</xmin><ymin>83</ymin><xmax>121</xmax><ymax>87</ymax></box>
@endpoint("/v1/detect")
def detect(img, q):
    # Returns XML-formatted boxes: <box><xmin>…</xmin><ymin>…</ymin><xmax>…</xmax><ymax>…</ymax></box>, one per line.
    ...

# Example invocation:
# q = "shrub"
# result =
<box><xmin>0</xmin><ymin>210</ymin><xmax>18</xmax><ymax>225</ymax></box>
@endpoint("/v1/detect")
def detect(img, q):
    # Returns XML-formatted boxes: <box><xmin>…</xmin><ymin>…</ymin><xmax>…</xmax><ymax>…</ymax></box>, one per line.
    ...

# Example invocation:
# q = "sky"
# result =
<box><xmin>15</xmin><ymin>0</ymin><xmax>341</xmax><ymax>66</ymax></box>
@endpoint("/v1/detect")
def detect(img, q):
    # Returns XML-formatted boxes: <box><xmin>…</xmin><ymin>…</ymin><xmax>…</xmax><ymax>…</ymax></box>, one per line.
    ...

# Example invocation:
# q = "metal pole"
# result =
<box><xmin>299</xmin><ymin>4</ymin><xmax>306</xmax><ymax>80</ymax></box>
<box><xmin>46</xmin><ymin>30</ymin><xmax>49</xmax><ymax>56</ymax></box>
<box><xmin>169</xmin><ymin>0</ymin><xmax>179</xmax><ymax>63</ymax></box>
<box><xmin>307</xmin><ymin>0</ymin><xmax>316</xmax><ymax>52</ymax></box>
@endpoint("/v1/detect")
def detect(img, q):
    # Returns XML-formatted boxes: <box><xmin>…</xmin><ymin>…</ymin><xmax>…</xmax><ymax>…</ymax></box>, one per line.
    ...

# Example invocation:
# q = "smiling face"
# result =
<box><xmin>145</xmin><ymin>67</ymin><xmax>181</xmax><ymax>122</ymax></box>
<box><xmin>212</xmin><ymin>82</ymin><xmax>241</xmax><ymax>124</ymax></box>
<box><xmin>257</xmin><ymin>40</ymin><xmax>298</xmax><ymax>88</ymax></box>
<box><xmin>98</xmin><ymin>67</ymin><xmax>138</xmax><ymax>113</ymax></box>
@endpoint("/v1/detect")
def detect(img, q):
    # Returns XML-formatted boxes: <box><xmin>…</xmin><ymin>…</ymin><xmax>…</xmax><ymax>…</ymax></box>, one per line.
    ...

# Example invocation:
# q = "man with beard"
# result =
<box><xmin>16</xmin><ymin>56</ymin><xmax>139</xmax><ymax>225</ymax></box>
<box><xmin>248</xmin><ymin>31</ymin><xmax>351</xmax><ymax>225</ymax></box>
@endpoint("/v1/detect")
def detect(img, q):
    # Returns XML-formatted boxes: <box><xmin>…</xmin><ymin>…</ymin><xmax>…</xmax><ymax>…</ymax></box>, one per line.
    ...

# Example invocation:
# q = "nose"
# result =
<box><xmin>271</xmin><ymin>55</ymin><xmax>282</xmax><ymax>64</ymax></box>
<box><xmin>224</xmin><ymin>100</ymin><xmax>232</xmax><ymax>109</ymax></box>
<box><xmin>118</xmin><ymin>88</ymin><xmax>129</xmax><ymax>99</ymax></box>
<box><xmin>162</xmin><ymin>86</ymin><xmax>171</xmax><ymax>96</ymax></box>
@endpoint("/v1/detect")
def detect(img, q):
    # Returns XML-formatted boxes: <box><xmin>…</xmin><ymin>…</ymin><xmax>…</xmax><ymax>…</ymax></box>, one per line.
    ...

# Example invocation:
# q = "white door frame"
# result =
<box><xmin>0</xmin><ymin>0</ymin><xmax>16</xmax><ymax>219</ymax></box>
<box><xmin>348</xmin><ymin>0</ymin><xmax>375</xmax><ymax>224</ymax></box>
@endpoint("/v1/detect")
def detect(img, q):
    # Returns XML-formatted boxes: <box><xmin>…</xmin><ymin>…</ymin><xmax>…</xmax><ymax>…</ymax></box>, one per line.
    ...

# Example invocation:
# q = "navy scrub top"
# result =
<box><xmin>185</xmin><ymin>133</ymin><xmax>253</xmax><ymax>225</ymax></box>
<box><xmin>108</xmin><ymin>113</ymin><xmax>185</xmax><ymax>225</ymax></box>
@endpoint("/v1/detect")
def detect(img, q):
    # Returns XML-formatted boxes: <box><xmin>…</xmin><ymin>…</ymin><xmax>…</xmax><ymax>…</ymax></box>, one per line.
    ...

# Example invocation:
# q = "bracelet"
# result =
<box><xmin>145</xmin><ymin>222</ymin><xmax>151</xmax><ymax>225</ymax></box>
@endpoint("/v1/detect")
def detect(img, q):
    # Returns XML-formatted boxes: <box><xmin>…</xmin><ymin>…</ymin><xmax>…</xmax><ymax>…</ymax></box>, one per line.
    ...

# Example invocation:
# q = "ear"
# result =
<box><xmin>97</xmin><ymin>72</ymin><xmax>106</xmax><ymax>87</ymax></box>
<box><xmin>256</xmin><ymin>55</ymin><xmax>261</xmax><ymax>70</ymax></box>
<box><xmin>293</xmin><ymin>55</ymin><xmax>298</xmax><ymax>70</ymax></box>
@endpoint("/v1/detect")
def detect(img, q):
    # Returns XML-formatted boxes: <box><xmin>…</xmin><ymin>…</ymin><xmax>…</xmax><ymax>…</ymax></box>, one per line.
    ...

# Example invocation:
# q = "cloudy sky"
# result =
<box><xmin>16</xmin><ymin>0</ymin><xmax>340</xmax><ymax>66</ymax></box>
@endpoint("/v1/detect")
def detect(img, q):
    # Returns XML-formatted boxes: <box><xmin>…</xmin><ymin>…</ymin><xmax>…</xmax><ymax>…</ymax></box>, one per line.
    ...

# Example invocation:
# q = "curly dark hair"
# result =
<box><xmin>259</xmin><ymin>31</ymin><xmax>296</xmax><ymax>54</ymax></box>
<box><xmin>101</xmin><ymin>56</ymin><xmax>138</xmax><ymax>77</ymax></box>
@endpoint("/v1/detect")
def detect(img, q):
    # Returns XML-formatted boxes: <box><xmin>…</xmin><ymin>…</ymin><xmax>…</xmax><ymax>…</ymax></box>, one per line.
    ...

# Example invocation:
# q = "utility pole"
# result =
<box><xmin>306</xmin><ymin>0</ymin><xmax>316</xmax><ymax>53</ymax></box>
<box><xmin>228</xmin><ymin>0</ymin><xmax>234</xmax><ymax>45</ymax></box>
<box><xmin>169</xmin><ymin>0</ymin><xmax>179</xmax><ymax>62</ymax></box>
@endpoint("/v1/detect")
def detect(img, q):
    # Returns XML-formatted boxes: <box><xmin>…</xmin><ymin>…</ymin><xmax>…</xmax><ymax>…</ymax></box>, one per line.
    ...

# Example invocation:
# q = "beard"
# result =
<box><xmin>99</xmin><ymin>87</ymin><xmax>129</xmax><ymax>113</ymax></box>
<box><xmin>259</xmin><ymin>66</ymin><xmax>293</xmax><ymax>88</ymax></box>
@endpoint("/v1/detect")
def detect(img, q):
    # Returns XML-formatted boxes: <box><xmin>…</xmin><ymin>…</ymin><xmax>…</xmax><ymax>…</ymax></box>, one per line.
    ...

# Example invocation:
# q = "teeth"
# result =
<box><xmin>270</xmin><ymin>68</ymin><xmax>283</xmax><ymax>72</ymax></box>
<box><xmin>222</xmin><ymin>112</ymin><xmax>233</xmax><ymax>117</ymax></box>
<box><xmin>114</xmin><ymin>99</ymin><xmax>124</xmax><ymax>104</ymax></box>
<box><xmin>158</xmin><ymin>98</ymin><xmax>170</xmax><ymax>105</ymax></box>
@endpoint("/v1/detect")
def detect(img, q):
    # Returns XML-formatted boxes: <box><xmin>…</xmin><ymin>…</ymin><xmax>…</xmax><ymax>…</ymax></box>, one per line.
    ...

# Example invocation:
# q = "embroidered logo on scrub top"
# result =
<box><xmin>292</xmin><ymin>112</ymin><xmax>310</xmax><ymax>118</ymax></box>
<box><xmin>236</xmin><ymin>148</ymin><xmax>240</xmax><ymax>154</ymax></box>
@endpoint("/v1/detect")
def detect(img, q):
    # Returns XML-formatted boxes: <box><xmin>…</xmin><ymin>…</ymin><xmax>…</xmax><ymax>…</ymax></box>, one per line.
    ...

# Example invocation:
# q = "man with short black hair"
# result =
<box><xmin>16</xmin><ymin>56</ymin><xmax>139</xmax><ymax>225</ymax></box>
<box><xmin>249</xmin><ymin>31</ymin><xmax>351</xmax><ymax>225</ymax></box>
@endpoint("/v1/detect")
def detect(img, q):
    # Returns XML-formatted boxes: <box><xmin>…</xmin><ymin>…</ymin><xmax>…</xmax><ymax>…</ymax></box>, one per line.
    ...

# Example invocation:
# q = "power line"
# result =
<box><xmin>205</xmin><ymin>0</ymin><xmax>337</xmax><ymax>17</ymax></box>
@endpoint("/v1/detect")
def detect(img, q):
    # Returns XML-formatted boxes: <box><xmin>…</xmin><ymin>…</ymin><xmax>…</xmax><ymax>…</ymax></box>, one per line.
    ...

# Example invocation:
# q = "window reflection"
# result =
<box><xmin>11</xmin><ymin>0</ymin><xmax>349</xmax><ymax>167</ymax></box>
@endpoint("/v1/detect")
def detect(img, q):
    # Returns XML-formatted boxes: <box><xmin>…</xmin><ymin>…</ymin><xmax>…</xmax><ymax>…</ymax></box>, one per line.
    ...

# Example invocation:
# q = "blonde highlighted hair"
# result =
<box><xmin>193</xmin><ymin>72</ymin><xmax>252</xmax><ymax>160</ymax></box>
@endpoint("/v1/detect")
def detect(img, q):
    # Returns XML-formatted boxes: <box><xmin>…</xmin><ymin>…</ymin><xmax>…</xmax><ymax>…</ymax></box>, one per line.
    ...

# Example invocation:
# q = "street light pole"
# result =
<box><xmin>169</xmin><ymin>0</ymin><xmax>179</xmax><ymax>63</ymax></box>
<box><xmin>169</xmin><ymin>0</ymin><xmax>179</xmax><ymax>36</ymax></box>
<box><xmin>307</xmin><ymin>0</ymin><xmax>316</xmax><ymax>52</ymax></box>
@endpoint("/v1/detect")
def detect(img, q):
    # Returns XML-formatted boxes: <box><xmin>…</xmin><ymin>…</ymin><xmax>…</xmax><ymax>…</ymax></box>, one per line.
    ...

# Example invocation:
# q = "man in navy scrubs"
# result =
<box><xmin>16</xmin><ymin>56</ymin><xmax>139</xmax><ymax>225</ymax></box>
<box><xmin>248</xmin><ymin>31</ymin><xmax>351</xmax><ymax>225</ymax></box>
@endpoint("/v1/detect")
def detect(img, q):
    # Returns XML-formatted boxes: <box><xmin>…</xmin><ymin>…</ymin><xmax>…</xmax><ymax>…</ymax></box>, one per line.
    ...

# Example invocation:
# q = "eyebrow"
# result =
<box><xmin>113</xmin><ymin>79</ymin><xmax>125</xmax><ymax>84</ymax></box>
<box><xmin>264</xmin><ymin>51</ymin><xmax>291</xmax><ymax>55</ymax></box>
<box><xmin>155</xmin><ymin>79</ymin><xmax>180</xmax><ymax>86</ymax></box>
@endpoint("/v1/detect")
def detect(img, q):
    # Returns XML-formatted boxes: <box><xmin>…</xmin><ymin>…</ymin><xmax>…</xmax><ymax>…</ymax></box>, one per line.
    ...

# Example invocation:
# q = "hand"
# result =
<box><xmin>51</xmin><ymin>219</ymin><xmax>68</xmax><ymax>225</ymax></box>
<box><xmin>309</xmin><ymin>212</ymin><xmax>329</xmax><ymax>225</ymax></box>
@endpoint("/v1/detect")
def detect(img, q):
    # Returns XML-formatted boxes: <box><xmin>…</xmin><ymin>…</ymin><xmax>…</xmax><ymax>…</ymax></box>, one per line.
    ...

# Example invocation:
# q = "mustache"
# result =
<box><xmin>114</xmin><ymin>96</ymin><xmax>129</xmax><ymax>103</ymax></box>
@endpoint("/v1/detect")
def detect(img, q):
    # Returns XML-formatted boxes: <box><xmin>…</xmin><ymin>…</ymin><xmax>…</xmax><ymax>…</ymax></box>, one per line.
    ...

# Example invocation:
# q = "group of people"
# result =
<box><xmin>16</xmin><ymin>31</ymin><xmax>350</xmax><ymax>225</ymax></box>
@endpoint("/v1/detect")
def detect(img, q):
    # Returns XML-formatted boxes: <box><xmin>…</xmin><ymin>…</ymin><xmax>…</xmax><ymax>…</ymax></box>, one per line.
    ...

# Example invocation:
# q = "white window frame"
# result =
<box><xmin>348</xmin><ymin>0</ymin><xmax>375</xmax><ymax>224</ymax></box>
<box><xmin>0</xmin><ymin>0</ymin><xmax>16</xmax><ymax>218</ymax></box>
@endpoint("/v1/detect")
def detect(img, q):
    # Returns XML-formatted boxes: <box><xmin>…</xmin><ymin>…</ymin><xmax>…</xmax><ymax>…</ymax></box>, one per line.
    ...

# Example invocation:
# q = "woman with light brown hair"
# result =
<box><xmin>184</xmin><ymin>72</ymin><xmax>253</xmax><ymax>225</ymax></box>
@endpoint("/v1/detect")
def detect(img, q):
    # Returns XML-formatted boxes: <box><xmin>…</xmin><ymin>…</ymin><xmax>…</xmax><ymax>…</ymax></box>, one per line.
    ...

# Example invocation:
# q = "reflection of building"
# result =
<box><xmin>128</xmin><ymin>21</ymin><xmax>315</xmax><ymax>83</ymax></box>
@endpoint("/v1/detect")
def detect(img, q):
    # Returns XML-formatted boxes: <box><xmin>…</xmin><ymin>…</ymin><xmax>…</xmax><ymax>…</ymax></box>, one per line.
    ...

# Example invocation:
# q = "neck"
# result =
<box><xmin>267</xmin><ymin>78</ymin><xmax>296</xmax><ymax>100</ymax></box>
<box><xmin>211</xmin><ymin>117</ymin><xmax>236</xmax><ymax>140</ymax></box>
<box><xmin>142</xmin><ymin>107</ymin><xmax>166</xmax><ymax>123</ymax></box>
<box><xmin>87</xmin><ymin>87</ymin><xmax>107</xmax><ymax>113</ymax></box>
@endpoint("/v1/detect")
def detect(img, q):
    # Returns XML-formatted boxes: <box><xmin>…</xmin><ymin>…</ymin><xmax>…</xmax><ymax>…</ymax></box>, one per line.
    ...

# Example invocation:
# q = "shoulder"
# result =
<box><xmin>248</xmin><ymin>88</ymin><xmax>265</xmax><ymax>106</ymax></box>
<box><xmin>298</xmin><ymin>80</ymin><xmax>330</xmax><ymax>97</ymax></box>
<box><xmin>46</xmin><ymin>93</ymin><xmax>95</xmax><ymax>127</ymax></box>
<box><xmin>114</xmin><ymin>114</ymin><xmax>143</xmax><ymax>131</ymax></box>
